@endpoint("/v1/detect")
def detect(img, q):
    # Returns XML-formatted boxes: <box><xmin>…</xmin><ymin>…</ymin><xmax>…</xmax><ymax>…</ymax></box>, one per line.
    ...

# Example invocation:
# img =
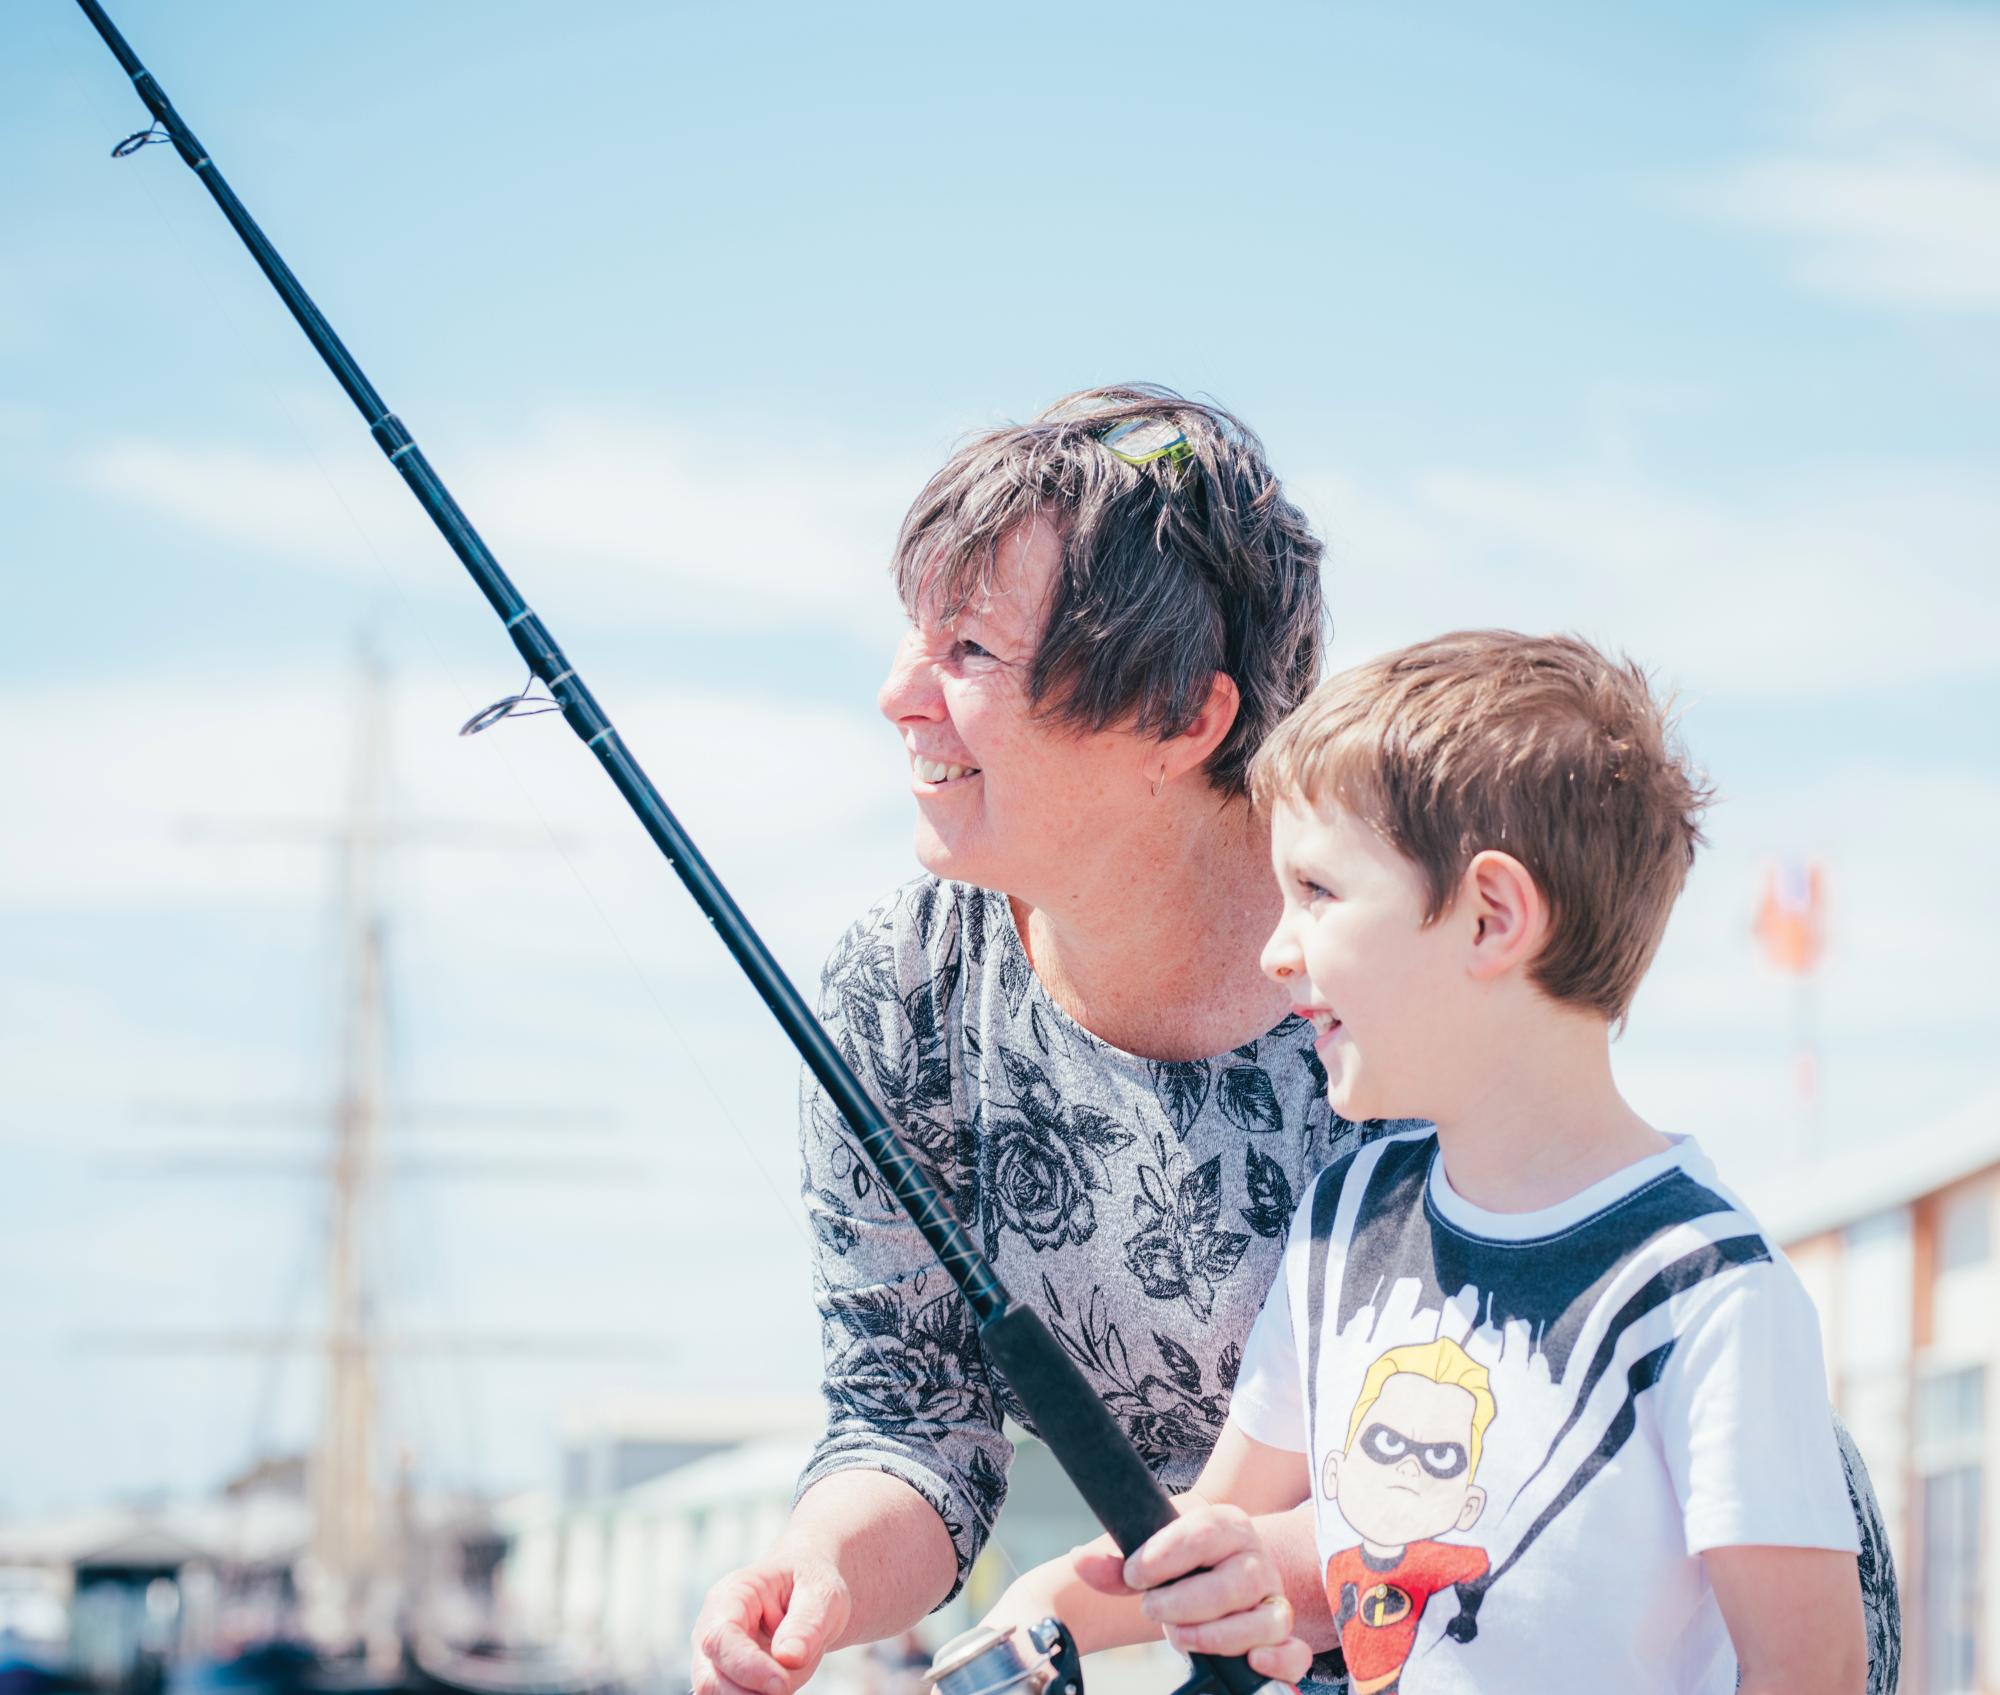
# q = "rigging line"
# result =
<box><xmin>247</xmin><ymin>1202</ymin><xmax>325</xmax><ymax>1467</ymax></box>
<box><xmin>47</xmin><ymin>3</ymin><xmax>1034</xmax><ymax>1586</ymax></box>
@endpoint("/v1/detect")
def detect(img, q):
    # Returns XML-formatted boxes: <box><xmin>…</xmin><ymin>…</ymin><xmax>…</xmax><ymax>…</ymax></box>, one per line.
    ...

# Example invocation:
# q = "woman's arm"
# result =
<box><xmin>696</xmin><ymin>892</ymin><xmax>1006</xmax><ymax>1695</ymax></box>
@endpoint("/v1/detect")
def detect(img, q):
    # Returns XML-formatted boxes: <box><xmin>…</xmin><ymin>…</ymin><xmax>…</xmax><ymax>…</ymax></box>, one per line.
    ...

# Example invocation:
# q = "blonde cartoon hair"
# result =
<box><xmin>1346</xmin><ymin>1338</ymin><xmax>1498</xmax><ymax>1478</ymax></box>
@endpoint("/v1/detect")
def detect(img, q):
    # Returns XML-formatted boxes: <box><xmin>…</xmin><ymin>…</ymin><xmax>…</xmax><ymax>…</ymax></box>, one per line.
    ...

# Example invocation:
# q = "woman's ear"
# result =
<box><xmin>1462</xmin><ymin>850</ymin><xmax>1548</xmax><ymax>981</ymax></box>
<box><xmin>1160</xmin><ymin>671</ymin><xmax>1242</xmax><ymax>782</ymax></box>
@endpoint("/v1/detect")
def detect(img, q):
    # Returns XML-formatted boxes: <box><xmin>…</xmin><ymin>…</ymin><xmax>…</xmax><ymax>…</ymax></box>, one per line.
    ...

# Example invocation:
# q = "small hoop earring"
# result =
<box><xmin>1151</xmin><ymin>766</ymin><xmax>1166</xmax><ymax>799</ymax></box>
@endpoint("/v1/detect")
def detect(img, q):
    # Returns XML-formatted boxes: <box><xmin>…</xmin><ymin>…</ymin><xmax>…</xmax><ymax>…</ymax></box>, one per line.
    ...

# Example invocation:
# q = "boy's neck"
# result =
<box><xmin>1427</xmin><ymin>1006</ymin><xmax>1671</xmax><ymax>1214</ymax></box>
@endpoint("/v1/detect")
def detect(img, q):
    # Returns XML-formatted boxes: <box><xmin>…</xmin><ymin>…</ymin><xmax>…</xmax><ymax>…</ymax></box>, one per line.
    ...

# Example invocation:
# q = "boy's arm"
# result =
<box><xmin>1705</xmin><ymin>1545</ymin><xmax>1865</xmax><ymax>1695</ymax></box>
<box><xmin>979</xmin><ymin>1425</ymin><xmax>1319</xmax><ymax>1665</ymax></box>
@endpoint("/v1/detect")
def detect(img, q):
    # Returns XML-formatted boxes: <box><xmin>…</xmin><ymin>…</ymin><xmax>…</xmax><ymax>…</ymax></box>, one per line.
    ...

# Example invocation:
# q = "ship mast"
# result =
<box><xmin>316</xmin><ymin>649</ymin><xmax>391</xmax><ymax>1647</ymax></box>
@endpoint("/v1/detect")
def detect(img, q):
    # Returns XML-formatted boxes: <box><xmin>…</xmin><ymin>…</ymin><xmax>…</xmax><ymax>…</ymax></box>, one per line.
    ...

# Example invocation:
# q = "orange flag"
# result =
<box><xmin>1754</xmin><ymin>860</ymin><xmax>1825</xmax><ymax>975</ymax></box>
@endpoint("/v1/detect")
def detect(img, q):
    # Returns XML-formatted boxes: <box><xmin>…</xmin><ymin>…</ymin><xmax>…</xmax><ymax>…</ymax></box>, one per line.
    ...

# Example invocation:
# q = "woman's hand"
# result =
<box><xmin>1075</xmin><ymin>1503</ymin><xmax>1310</xmax><ymax>1684</ymax></box>
<box><xmin>691</xmin><ymin>1543</ymin><xmax>854</xmax><ymax>1695</ymax></box>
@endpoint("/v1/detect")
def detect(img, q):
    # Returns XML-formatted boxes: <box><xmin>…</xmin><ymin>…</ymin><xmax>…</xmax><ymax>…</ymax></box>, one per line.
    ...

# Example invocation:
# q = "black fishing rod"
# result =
<box><xmin>69</xmin><ymin>9</ymin><xmax>1289</xmax><ymax>1695</ymax></box>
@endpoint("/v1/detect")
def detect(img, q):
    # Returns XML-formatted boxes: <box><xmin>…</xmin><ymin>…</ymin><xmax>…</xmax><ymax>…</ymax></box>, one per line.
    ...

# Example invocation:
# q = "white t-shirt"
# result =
<box><xmin>1229</xmin><ymin>1129</ymin><xmax>1857</xmax><ymax>1695</ymax></box>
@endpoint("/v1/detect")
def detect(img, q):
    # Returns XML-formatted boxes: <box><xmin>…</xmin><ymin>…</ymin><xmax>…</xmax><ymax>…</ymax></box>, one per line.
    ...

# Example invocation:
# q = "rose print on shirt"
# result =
<box><xmin>975</xmin><ymin>1047</ymin><xmax>1137</xmax><ymax>1254</ymax></box>
<box><xmin>1123</xmin><ymin>1133</ymin><xmax>1252</xmax><ymax>1320</ymax></box>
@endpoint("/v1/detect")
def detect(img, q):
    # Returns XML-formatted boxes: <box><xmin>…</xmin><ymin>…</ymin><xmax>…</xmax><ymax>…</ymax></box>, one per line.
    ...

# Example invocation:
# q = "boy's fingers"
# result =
<box><xmin>1138</xmin><ymin>1553</ymin><xmax>1270</xmax><ymax>1626</ymax></box>
<box><xmin>1123</xmin><ymin>1507</ymin><xmax>1254</xmax><ymax>1589</ymax></box>
<box><xmin>1162</xmin><ymin>1596</ymin><xmax>1297</xmax><ymax>1659</ymax></box>
<box><xmin>1073</xmin><ymin>1548</ymin><xmax>1135</xmax><ymax>1596</ymax></box>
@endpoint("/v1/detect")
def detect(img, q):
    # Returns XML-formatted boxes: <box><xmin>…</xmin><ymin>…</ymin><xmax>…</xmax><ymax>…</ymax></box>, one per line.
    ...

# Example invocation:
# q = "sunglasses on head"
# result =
<box><xmin>1099</xmin><ymin>416</ymin><xmax>1192</xmax><ymax>467</ymax></box>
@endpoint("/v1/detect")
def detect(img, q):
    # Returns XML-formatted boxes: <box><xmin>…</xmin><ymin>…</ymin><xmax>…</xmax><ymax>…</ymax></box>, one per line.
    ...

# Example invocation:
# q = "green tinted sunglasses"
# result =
<box><xmin>1099</xmin><ymin>416</ymin><xmax>1193</xmax><ymax>466</ymax></box>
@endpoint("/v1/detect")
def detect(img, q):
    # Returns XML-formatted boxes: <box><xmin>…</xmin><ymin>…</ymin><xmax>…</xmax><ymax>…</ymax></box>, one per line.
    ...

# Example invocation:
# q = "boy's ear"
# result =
<box><xmin>1462</xmin><ymin>849</ymin><xmax>1548</xmax><ymax>981</ymax></box>
<box><xmin>1160</xmin><ymin>671</ymin><xmax>1241</xmax><ymax>782</ymax></box>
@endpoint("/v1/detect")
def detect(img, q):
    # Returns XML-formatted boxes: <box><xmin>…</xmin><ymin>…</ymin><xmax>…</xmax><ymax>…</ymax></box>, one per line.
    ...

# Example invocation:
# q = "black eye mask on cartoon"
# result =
<box><xmin>1358</xmin><ymin>1421</ymin><xmax>1470</xmax><ymax>1479</ymax></box>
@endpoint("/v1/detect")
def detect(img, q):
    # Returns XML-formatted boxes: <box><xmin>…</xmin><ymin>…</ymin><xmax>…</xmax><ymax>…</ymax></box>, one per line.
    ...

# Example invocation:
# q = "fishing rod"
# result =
<box><xmin>69</xmin><ymin>8</ymin><xmax>1291</xmax><ymax>1695</ymax></box>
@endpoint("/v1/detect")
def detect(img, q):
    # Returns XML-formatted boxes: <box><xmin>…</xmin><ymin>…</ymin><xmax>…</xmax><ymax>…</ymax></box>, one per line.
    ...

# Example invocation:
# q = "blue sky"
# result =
<box><xmin>2</xmin><ymin>2</ymin><xmax>1996</xmax><ymax>1515</ymax></box>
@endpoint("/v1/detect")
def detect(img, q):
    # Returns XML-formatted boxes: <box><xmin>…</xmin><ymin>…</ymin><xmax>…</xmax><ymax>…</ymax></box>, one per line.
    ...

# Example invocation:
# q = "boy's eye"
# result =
<box><xmin>1298</xmin><ymin>876</ymin><xmax>1334</xmax><ymax>903</ymax></box>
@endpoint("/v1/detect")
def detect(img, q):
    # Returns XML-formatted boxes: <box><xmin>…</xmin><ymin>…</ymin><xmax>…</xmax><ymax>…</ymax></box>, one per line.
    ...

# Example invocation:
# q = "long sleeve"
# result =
<box><xmin>793</xmin><ymin>886</ymin><xmax>1012</xmax><ymax>1602</ymax></box>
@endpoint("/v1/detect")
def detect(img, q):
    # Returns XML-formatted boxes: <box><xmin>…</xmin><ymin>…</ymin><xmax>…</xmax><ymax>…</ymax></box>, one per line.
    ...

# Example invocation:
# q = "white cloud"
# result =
<box><xmin>1300</xmin><ymin>462</ymin><xmax>2000</xmax><ymax>696</ymax></box>
<box><xmin>81</xmin><ymin>394</ymin><xmax>1999</xmax><ymax>701</ymax></box>
<box><xmin>0</xmin><ymin>664</ymin><xmax>914</xmax><ymax>1002</ymax></box>
<box><xmin>82</xmin><ymin>410</ymin><xmax>919</xmax><ymax>636</ymax></box>
<box><xmin>1686</xmin><ymin>11</ymin><xmax>2000</xmax><ymax>310</ymax></box>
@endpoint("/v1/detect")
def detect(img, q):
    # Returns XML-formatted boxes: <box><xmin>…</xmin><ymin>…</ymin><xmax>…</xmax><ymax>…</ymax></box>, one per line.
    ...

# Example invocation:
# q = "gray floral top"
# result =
<box><xmin>795</xmin><ymin>875</ymin><xmax>1390</xmax><ymax>1596</ymax></box>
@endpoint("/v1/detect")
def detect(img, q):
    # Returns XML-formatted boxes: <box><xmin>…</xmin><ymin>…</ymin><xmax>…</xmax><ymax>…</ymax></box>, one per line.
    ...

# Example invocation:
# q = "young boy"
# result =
<box><xmin>984</xmin><ymin>632</ymin><xmax>1865</xmax><ymax>1694</ymax></box>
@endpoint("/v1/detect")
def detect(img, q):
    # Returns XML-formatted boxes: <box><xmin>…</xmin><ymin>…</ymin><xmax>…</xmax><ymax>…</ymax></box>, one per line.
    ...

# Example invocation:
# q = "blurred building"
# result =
<box><xmin>0</xmin><ymin>1492</ymin><xmax>308</xmax><ymax>1690</ymax></box>
<box><xmin>1764</xmin><ymin>1084</ymin><xmax>2000</xmax><ymax>1695</ymax></box>
<box><xmin>494</xmin><ymin>1396</ymin><xmax>819</xmax><ymax>1692</ymax></box>
<box><xmin>490</xmin><ymin>1396</ymin><xmax>1180</xmax><ymax>1695</ymax></box>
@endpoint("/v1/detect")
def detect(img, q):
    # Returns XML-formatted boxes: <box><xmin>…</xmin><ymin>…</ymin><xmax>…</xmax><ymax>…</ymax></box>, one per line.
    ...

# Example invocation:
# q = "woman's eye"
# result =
<box><xmin>949</xmin><ymin>638</ymin><xmax>992</xmax><ymax>662</ymax></box>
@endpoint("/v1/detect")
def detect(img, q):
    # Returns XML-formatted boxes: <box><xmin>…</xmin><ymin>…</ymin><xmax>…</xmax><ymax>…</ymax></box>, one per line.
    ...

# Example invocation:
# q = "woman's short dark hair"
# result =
<box><xmin>890</xmin><ymin>383</ymin><xmax>1326</xmax><ymax>797</ymax></box>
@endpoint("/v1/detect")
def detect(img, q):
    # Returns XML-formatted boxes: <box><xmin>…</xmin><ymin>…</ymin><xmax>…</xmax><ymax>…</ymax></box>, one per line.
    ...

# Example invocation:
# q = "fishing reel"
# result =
<box><xmin>925</xmin><ymin>1619</ymin><xmax>1294</xmax><ymax>1695</ymax></box>
<box><xmin>925</xmin><ymin>1620</ymin><xmax>1081</xmax><ymax>1695</ymax></box>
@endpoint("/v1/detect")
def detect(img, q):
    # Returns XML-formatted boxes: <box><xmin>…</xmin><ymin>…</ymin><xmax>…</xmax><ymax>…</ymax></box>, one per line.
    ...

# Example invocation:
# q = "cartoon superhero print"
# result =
<box><xmin>1320</xmin><ymin>1339</ymin><xmax>1494</xmax><ymax>1695</ymax></box>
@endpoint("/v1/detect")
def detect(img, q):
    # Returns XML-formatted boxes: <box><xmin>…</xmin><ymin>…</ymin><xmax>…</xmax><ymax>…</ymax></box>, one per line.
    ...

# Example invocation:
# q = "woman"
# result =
<box><xmin>690</xmin><ymin>386</ymin><xmax>1898</xmax><ymax>1695</ymax></box>
<box><xmin>693</xmin><ymin>384</ymin><xmax>1357</xmax><ymax>1695</ymax></box>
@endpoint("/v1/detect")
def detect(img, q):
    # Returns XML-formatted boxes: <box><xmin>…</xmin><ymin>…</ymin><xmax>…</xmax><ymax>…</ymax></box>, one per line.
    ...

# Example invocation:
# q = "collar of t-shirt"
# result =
<box><xmin>1425</xmin><ymin>1132</ymin><xmax>1711</xmax><ymax>1243</ymax></box>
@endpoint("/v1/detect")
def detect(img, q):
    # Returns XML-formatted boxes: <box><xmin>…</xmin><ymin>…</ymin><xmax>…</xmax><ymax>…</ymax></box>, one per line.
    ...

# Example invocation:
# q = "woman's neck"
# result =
<box><xmin>1009</xmin><ymin>792</ymin><xmax>1290</xmax><ymax>1062</ymax></box>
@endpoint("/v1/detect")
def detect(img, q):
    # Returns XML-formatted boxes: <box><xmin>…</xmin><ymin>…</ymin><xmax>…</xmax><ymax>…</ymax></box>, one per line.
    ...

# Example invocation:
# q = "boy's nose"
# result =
<box><xmin>1259</xmin><ymin>923</ymin><xmax>1301</xmax><ymax>984</ymax></box>
<box><xmin>877</xmin><ymin>630</ymin><xmax>944</xmax><ymax>726</ymax></box>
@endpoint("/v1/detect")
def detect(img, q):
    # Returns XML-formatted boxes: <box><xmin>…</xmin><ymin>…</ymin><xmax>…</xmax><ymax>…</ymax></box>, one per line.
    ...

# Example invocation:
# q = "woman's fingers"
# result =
<box><xmin>1138</xmin><ymin>1551</ymin><xmax>1270</xmax><ymax>1626</ymax></box>
<box><xmin>693</xmin><ymin>1617</ymin><xmax>790</xmax><ymax>1695</ymax></box>
<box><xmin>1122</xmin><ymin>1504</ymin><xmax>1257</xmax><ymax>1589</ymax></box>
<box><xmin>1162</xmin><ymin>1594</ymin><xmax>1300</xmax><ymax>1659</ymax></box>
<box><xmin>1247</xmin><ymin>1636</ymin><xmax>1313</xmax><ymax>1685</ymax></box>
<box><xmin>691</xmin><ymin>1561</ymin><xmax>845</xmax><ymax>1695</ymax></box>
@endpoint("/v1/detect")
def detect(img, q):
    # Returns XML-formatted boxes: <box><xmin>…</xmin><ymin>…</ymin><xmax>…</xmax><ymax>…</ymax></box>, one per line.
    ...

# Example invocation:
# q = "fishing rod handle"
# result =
<box><xmin>979</xmin><ymin>1308</ymin><xmax>1286</xmax><ymax>1695</ymax></box>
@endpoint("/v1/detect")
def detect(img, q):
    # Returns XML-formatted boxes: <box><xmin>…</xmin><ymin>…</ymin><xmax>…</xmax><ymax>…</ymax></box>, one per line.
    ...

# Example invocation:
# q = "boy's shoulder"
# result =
<box><xmin>1299</xmin><ymin>1120</ymin><xmax>1436</xmax><ymax>1219</ymax></box>
<box><xmin>1292</xmin><ymin>1135</ymin><xmax>1792</xmax><ymax>1373</ymax></box>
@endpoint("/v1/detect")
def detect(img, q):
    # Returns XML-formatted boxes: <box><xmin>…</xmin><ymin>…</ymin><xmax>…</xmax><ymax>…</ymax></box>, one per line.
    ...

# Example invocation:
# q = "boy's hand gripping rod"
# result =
<box><xmin>69</xmin><ymin>8</ymin><xmax>1294</xmax><ymax>1695</ymax></box>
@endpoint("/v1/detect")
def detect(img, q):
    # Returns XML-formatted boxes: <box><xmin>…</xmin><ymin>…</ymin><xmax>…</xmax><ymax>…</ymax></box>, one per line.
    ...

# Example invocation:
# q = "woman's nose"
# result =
<box><xmin>878</xmin><ymin>630</ymin><xmax>945</xmax><ymax>725</ymax></box>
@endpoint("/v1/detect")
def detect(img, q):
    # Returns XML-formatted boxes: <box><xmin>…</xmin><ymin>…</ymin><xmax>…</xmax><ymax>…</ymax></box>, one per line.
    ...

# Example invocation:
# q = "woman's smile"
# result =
<box><xmin>910</xmin><ymin>751</ymin><xmax>982</xmax><ymax>789</ymax></box>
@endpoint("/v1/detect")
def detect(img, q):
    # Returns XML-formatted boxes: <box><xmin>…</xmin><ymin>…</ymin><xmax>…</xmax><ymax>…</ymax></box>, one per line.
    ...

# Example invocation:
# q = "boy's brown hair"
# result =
<box><xmin>1249</xmin><ymin>631</ymin><xmax>1712</xmax><ymax>1023</ymax></box>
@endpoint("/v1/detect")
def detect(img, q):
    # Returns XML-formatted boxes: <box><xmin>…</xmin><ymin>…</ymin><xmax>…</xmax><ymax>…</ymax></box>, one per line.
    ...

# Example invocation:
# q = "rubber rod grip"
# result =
<box><xmin>978</xmin><ymin>1307</ymin><xmax>1274</xmax><ymax>1695</ymax></box>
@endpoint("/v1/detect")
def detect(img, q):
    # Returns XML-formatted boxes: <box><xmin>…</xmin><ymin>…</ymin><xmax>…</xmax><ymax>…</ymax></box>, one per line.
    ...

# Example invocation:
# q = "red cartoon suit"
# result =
<box><xmin>1326</xmin><ymin>1540</ymin><xmax>1490</xmax><ymax>1695</ymax></box>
